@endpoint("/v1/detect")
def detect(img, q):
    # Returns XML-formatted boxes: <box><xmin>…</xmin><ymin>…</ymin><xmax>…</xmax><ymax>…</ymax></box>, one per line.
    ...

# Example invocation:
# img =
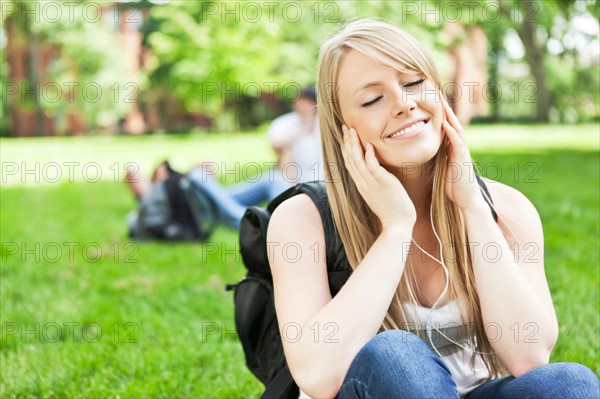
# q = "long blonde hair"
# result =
<box><xmin>316</xmin><ymin>19</ymin><xmax>506</xmax><ymax>378</ymax></box>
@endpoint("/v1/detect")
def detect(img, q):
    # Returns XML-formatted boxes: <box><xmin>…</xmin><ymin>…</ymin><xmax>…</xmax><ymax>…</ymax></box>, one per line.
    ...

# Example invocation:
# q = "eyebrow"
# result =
<box><xmin>352</xmin><ymin>81</ymin><xmax>382</xmax><ymax>95</ymax></box>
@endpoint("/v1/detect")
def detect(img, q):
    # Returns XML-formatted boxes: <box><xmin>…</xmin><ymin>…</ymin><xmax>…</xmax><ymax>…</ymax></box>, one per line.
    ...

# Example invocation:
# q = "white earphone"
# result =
<box><xmin>409</xmin><ymin>202</ymin><xmax>494</xmax><ymax>357</ymax></box>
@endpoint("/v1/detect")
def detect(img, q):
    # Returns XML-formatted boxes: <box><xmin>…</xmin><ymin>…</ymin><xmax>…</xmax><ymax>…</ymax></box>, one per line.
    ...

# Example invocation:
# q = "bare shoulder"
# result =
<box><xmin>481</xmin><ymin>177</ymin><xmax>543</xmax><ymax>239</ymax></box>
<box><xmin>267</xmin><ymin>193</ymin><xmax>332</xmax><ymax>328</ymax></box>
<box><xmin>267</xmin><ymin>192</ymin><xmax>328</xmax><ymax>278</ymax></box>
<box><xmin>268</xmin><ymin>193</ymin><xmax>324</xmax><ymax>242</ymax></box>
<box><xmin>482</xmin><ymin>178</ymin><xmax>539</xmax><ymax>217</ymax></box>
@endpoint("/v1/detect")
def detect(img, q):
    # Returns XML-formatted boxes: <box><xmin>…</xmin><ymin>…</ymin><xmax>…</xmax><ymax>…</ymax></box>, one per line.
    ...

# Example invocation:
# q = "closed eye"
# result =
<box><xmin>361</xmin><ymin>96</ymin><xmax>382</xmax><ymax>108</ymax></box>
<box><xmin>360</xmin><ymin>79</ymin><xmax>424</xmax><ymax>107</ymax></box>
<box><xmin>404</xmin><ymin>79</ymin><xmax>425</xmax><ymax>87</ymax></box>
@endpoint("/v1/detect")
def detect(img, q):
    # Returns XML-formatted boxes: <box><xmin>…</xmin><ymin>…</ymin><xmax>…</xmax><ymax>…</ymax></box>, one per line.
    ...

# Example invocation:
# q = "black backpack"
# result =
<box><xmin>227</xmin><ymin>177</ymin><xmax>497</xmax><ymax>398</ymax></box>
<box><xmin>131</xmin><ymin>162</ymin><xmax>219</xmax><ymax>242</ymax></box>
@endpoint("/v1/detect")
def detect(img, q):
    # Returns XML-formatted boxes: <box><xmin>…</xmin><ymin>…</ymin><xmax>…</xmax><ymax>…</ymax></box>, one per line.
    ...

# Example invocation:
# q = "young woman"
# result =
<box><xmin>267</xmin><ymin>19</ymin><xmax>599</xmax><ymax>398</ymax></box>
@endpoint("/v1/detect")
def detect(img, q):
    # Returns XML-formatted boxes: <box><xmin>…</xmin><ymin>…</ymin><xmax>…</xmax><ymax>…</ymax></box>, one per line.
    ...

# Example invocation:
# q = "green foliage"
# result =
<box><xmin>545</xmin><ymin>54</ymin><xmax>600</xmax><ymax>122</ymax></box>
<box><xmin>496</xmin><ymin>0</ymin><xmax>598</xmax><ymax>121</ymax></box>
<box><xmin>143</xmin><ymin>1</ymin><xmax>440</xmax><ymax>113</ymax></box>
<box><xmin>0</xmin><ymin>53</ymin><xmax>8</xmax><ymax>136</ymax></box>
<box><xmin>42</xmin><ymin>24</ymin><xmax>136</xmax><ymax>127</ymax></box>
<box><xmin>1</xmin><ymin>0</ymin><xmax>141</xmax><ymax>130</ymax></box>
<box><xmin>144</xmin><ymin>1</ymin><xmax>405</xmax><ymax>130</ymax></box>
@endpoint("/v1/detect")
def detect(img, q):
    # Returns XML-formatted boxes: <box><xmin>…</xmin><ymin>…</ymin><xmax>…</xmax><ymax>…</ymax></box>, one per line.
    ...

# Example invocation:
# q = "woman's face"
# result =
<box><xmin>337</xmin><ymin>49</ymin><xmax>444</xmax><ymax>171</ymax></box>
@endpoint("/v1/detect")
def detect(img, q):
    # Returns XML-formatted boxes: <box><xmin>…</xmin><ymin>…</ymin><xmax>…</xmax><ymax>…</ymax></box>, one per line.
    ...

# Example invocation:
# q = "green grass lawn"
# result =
<box><xmin>1</xmin><ymin>124</ymin><xmax>599</xmax><ymax>397</ymax></box>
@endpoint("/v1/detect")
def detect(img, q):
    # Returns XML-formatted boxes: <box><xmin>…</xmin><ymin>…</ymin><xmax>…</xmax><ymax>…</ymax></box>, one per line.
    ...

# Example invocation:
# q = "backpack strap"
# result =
<box><xmin>294</xmin><ymin>178</ymin><xmax>498</xmax><ymax>293</ymax></box>
<box><xmin>475</xmin><ymin>175</ymin><xmax>497</xmax><ymax>222</ymax></box>
<box><xmin>294</xmin><ymin>182</ymin><xmax>352</xmax><ymax>296</ymax></box>
<box><xmin>260</xmin><ymin>366</ymin><xmax>299</xmax><ymax>399</ymax></box>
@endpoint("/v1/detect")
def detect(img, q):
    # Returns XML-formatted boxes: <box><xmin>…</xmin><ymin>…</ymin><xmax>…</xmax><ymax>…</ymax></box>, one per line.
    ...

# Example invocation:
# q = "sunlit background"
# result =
<box><xmin>1</xmin><ymin>1</ymin><xmax>599</xmax><ymax>397</ymax></box>
<box><xmin>1</xmin><ymin>0</ymin><xmax>598</xmax><ymax>136</ymax></box>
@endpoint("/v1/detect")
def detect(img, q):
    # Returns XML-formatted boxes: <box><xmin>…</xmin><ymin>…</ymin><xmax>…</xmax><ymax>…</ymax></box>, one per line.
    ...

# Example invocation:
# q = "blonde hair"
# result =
<box><xmin>316</xmin><ymin>19</ymin><xmax>506</xmax><ymax>378</ymax></box>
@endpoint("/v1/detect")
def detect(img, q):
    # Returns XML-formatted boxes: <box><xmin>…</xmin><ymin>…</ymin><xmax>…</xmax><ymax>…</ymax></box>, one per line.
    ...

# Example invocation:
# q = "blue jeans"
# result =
<box><xmin>187</xmin><ymin>168</ymin><xmax>291</xmax><ymax>229</ymax></box>
<box><xmin>337</xmin><ymin>330</ymin><xmax>600</xmax><ymax>399</ymax></box>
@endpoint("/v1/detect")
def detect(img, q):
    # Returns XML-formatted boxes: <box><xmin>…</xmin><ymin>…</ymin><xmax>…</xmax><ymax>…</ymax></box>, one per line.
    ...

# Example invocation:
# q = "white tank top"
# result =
<box><xmin>401</xmin><ymin>300</ymin><xmax>490</xmax><ymax>397</ymax></box>
<box><xmin>298</xmin><ymin>301</ymin><xmax>490</xmax><ymax>398</ymax></box>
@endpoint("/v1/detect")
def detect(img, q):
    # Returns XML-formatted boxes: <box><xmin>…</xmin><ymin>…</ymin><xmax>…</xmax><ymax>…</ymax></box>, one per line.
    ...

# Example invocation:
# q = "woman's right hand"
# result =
<box><xmin>341</xmin><ymin>125</ymin><xmax>417</xmax><ymax>231</ymax></box>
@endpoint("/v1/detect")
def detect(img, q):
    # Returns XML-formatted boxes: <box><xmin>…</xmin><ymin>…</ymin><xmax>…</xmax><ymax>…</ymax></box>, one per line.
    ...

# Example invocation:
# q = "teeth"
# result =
<box><xmin>388</xmin><ymin>121</ymin><xmax>425</xmax><ymax>138</ymax></box>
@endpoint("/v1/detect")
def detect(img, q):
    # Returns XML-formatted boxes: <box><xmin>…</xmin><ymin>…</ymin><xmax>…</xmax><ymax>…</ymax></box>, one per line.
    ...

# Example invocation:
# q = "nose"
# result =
<box><xmin>390</xmin><ymin>87</ymin><xmax>417</xmax><ymax>118</ymax></box>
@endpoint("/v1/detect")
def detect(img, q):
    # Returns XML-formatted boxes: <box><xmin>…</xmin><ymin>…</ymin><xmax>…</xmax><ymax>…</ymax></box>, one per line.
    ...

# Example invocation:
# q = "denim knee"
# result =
<box><xmin>532</xmin><ymin>363</ymin><xmax>600</xmax><ymax>397</ymax></box>
<box><xmin>337</xmin><ymin>330</ymin><xmax>458</xmax><ymax>399</ymax></box>
<box><xmin>355</xmin><ymin>330</ymin><xmax>440</xmax><ymax>367</ymax></box>
<box><xmin>500</xmin><ymin>362</ymin><xmax>600</xmax><ymax>399</ymax></box>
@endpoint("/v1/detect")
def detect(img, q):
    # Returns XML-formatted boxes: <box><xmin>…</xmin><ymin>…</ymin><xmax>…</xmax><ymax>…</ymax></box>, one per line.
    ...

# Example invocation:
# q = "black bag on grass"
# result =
<box><xmin>130</xmin><ymin>162</ymin><xmax>219</xmax><ymax>241</ymax></box>
<box><xmin>227</xmin><ymin>177</ymin><xmax>497</xmax><ymax>398</ymax></box>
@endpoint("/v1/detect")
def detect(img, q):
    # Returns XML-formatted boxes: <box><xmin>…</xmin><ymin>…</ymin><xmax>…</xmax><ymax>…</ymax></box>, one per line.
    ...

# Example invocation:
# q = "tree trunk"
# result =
<box><xmin>515</xmin><ymin>0</ymin><xmax>551</xmax><ymax>122</ymax></box>
<box><xmin>28</xmin><ymin>32</ymin><xmax>46</xmax><ymax>136</ymax></box>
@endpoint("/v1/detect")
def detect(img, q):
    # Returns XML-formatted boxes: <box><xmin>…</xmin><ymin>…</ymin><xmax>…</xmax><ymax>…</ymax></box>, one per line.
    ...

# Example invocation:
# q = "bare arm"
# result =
<box><xmin>441</xmin><ymin>98</ymin><xmax>558</xmax><ymax>376</ymax></box>
<box><xmin>268</xmin><ymin>194</ymin><xmax>414</xmax><ymax>398</ymax></box>
<box><xmin>464</xmin><ymin>180</ymin><xmax>558</xmax><ymax>376</ymax></box>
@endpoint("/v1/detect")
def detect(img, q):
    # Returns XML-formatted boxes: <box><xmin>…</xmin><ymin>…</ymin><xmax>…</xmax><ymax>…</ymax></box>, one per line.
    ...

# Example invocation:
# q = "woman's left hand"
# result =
<box><xmin>442</xmin><ymin>97</ymin><xmax>485</xmax><ymax>210</ymax></box>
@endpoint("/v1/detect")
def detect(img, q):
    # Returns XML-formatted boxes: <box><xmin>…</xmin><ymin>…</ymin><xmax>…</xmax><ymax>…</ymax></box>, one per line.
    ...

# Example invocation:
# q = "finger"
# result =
<box><xmin>349</xmin><ymin>129</ymin><xmax>378</xmax><ymax>185</ymax></box>
<box><xmin>348</xmin><ymin>128</ymin><xmax>365</xmax><ymax>162</ymax></box>
<box><xmin>341</xmin><ymin>125</ymin><xmax>361</xmax><ymax>177</ymax></box>
<box><xmin>364</xmin><ymin>143</ymin><xmax>396</xmax><ymax>185</ymax></box>
<box><xmin>442</xmin><ymin>116</ymin><xmax>465</xmax><ymax>147</ymax></box>
<box><xmin>341</xmin><ymin>126</ymin><xmax>372</xmax><ymax>188</ymax></box>
<box><xmin>443</xmin><ymin>120</ymin><xmax>461</xmax><ymax>146</ymax></box>
<box><xmin>443</xmin><ymin>120</ymin><xmax>471</xmax><ymax>161</ymax></box>
<box><xmin>345</xmin><ymin>128</ymin><xmax>371</xmax><ymax>184</ymax></box>
<box><xmin>342</xmin><ymin>127</ymin><xmax>381</xmax><ymax>190</ymax></box>
<box><xmin>442</xmin><ymin>98</ymin><xmax>460</xmax><ymax>128</ymax></box>
<box><xmin>364</xmin><ymin>142</ymin><xmax>379</xmax><ymax>173</ymax></box>
<box><xmin>342</xmin><ymin>125</ymin><xmax>359</xmax><ymax>161</ymax></box>
<box><xmin>441</xmin><ymin>97</ymin><xmax>458</xmax><ymax>125</ymax></box>
<box><xmin>442</xmin><ymin>97</ymin><xmax>466</xmax><ymax>142</ymax></box>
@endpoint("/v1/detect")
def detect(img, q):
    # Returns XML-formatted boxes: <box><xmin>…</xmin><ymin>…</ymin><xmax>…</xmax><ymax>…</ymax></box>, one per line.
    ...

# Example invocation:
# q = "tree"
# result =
<box><xmin>142</xmin><ymin>0</ymin><xmax>439</xmax><ymax>131</ymax></box>
<box><xmin>144</xmin><ymin>1</ymin><xmax>311</xmax><ymax>131</ymax></box>
<box><xmin>1</xmin><ymin>0</ymin><xmax>143</xmax><ymax>135</ymax></box>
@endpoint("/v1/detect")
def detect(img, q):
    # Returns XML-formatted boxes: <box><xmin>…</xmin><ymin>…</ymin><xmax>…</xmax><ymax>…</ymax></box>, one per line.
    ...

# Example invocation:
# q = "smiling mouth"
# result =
<box><xmin>387</xmin><ymin>119</ymin><xmax>429</xmax><ymax>138</ymax></box>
